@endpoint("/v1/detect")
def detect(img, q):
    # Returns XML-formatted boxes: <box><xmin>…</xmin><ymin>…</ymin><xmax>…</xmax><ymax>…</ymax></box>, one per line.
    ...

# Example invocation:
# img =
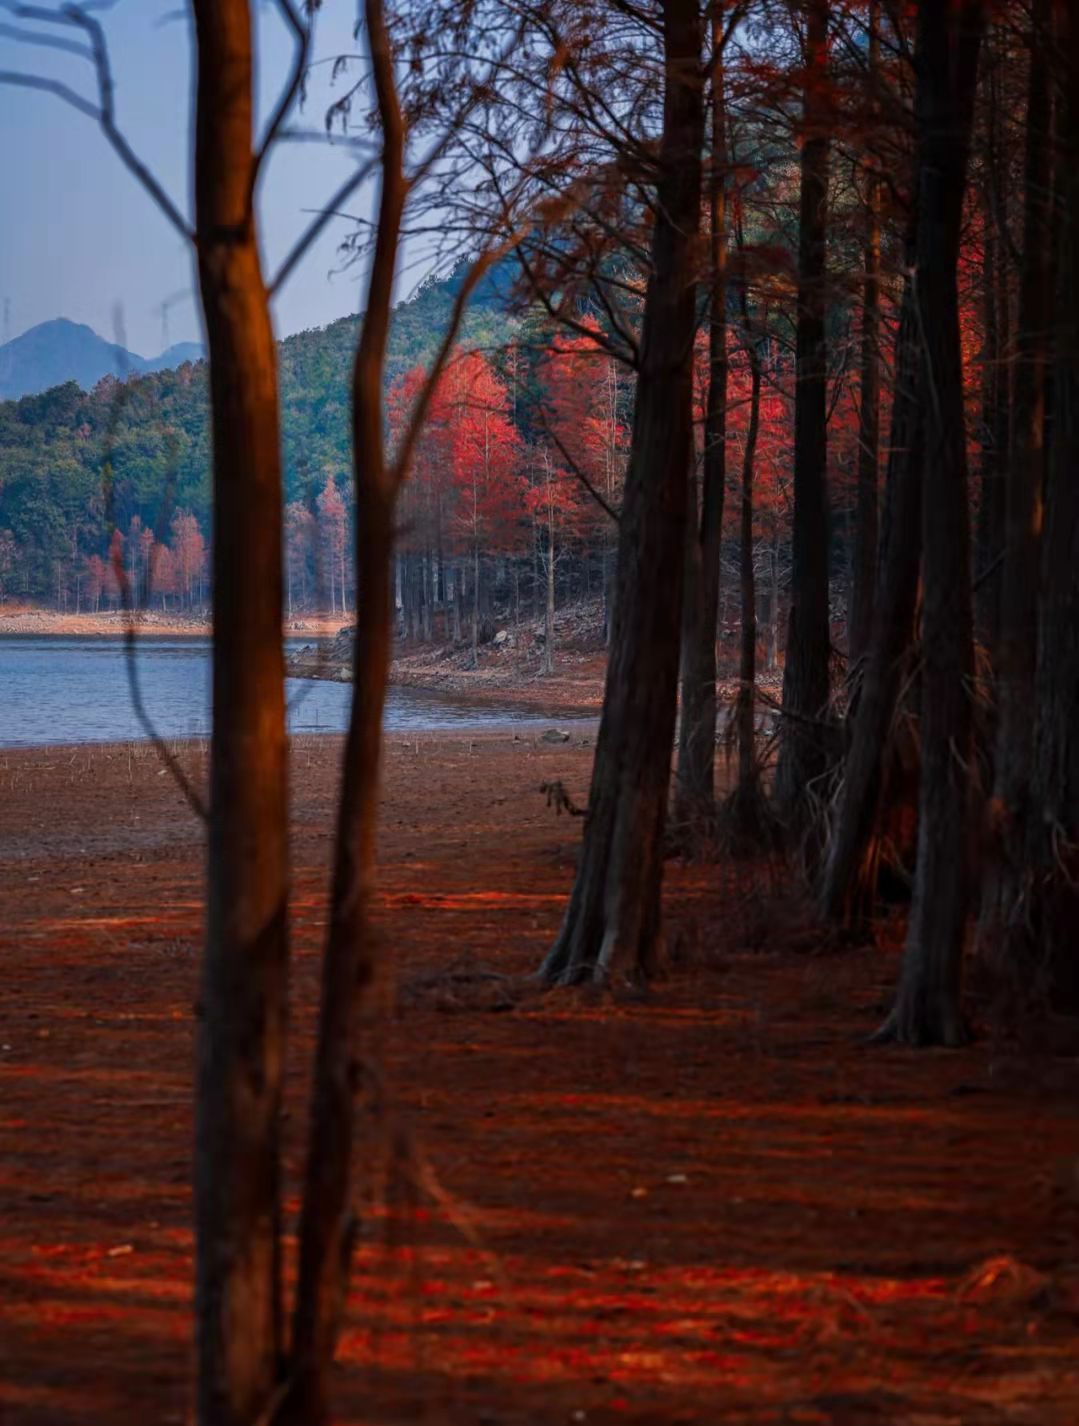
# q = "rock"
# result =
<box><xmin>493</xmin><ymin>629</ymin><xmax>509</xmax><ymax>646</ymax></box>
<box><xmin>541</xmin><ymin>728</ymin><xmax>571</xmax><ymax>744</ymax></box>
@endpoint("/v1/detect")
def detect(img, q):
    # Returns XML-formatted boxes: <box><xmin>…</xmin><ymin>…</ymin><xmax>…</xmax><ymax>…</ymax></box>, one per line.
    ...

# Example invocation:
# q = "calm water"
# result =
<box><xmin>0</xmin><ymin>637</ymin><xmax>564</xmax><ymax>748</ymax></box>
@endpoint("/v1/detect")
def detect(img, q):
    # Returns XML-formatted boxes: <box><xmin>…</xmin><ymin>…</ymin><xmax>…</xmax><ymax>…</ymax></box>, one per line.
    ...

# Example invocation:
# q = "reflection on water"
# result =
<box><xmin>0</xmin><ymin>637</ymin><xmax>567</xmax><ymax>748</ymax></box>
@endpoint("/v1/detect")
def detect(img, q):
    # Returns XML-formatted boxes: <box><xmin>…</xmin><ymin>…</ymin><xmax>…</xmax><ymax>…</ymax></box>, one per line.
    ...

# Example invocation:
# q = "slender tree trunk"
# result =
<box><xmin>819</xmin><ymin>266</ymin><xmax>924</xmax><ymax>924</ymax></box>
<box><xmin>674</xmin><ymin>20</ymin><xmax>728</xmax><ymax>831</ymax></box>
<box><xmin>775</xmin><ymin>0</ymin><xmax>833</xmax><ymax>825</ymax></box>
<box><xmin>877</xmin><ymin>0</ymin><xmax>986</xmax><ymax>1046</ymax></box>
<box><xmin>978</xmin><ymin>0</ymin><xmax>1053</xmax><ymax>966</ymax></box>
<box><xmin>974</xmin><ymin>74</ymin><xmax>1009</xmax><ymax>651</ymax></box>
<box><xmin>284</xmin><ymin>3</ymin><xmax>405</xmax><ymax>1418</ymax></box>
<box><xmin>471</xmin><ymin>539</ymin><xmax>480</xmax><ymax>667</ymax></box>
<box><xmin>543</xmin><ymin>498</ymin><xmax>556</xmax><ymax>675</ymax></box>
<box><xmin>998</xmin><ymin>3</ymin><xmax>1079</xmax><ymax>1007</ymax></box>
<box><xmin>191</xmin><ymin>4</ymin><xmax>289</xmax><ymax>1423</ymax></box>
<box><xmin>736</xmin><ymin>348</ymin><xmax>762</xmax><ymax>799</ymax></box>
<box><xmin>848</xmin><ymin>0</ymin><xmax>881</xmax><ymax>667</ymax></box>
<box><xmin>540</xmin><ymin>0</ymin><xmax>704</xmax><ymax>985</ymax></box>
<box><xmin>768</xmin><ymin>528</ymin><xmax>780</xmax><ymax>672</ymax></box>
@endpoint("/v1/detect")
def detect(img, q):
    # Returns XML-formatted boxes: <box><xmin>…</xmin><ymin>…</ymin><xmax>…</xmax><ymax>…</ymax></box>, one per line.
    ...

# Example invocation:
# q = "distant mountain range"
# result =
<box><xmin>0</xmin><ymin>318</ymin><xmax>205</xmax><ymax>401</ymax></box>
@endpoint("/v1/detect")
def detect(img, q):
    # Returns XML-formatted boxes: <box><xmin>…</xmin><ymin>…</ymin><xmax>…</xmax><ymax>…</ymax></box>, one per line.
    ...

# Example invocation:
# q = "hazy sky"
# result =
<box><xmin>0</xmin><ymin>2</ymin><xmax>389</xmax><ymax>356</ymax></box>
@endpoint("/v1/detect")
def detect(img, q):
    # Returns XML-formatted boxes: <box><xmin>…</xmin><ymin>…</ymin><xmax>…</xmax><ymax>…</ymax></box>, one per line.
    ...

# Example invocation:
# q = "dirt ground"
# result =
<box><xmin>1</xmin><ymin>731</ymin><xmax>1078</xmax><ymax>1425</ymax></box>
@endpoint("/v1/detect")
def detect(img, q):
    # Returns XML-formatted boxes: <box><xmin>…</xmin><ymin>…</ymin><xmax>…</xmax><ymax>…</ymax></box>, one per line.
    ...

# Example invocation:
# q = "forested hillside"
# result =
<box><xmin>0</xmin><ymin>264</ymin><xmax>517</xmax><ymax>605</ymax></box>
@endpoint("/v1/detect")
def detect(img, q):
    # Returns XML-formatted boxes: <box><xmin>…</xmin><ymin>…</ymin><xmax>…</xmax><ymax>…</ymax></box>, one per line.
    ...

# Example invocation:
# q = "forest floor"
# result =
<box><xmin>2</xmin><ymin>732</ymin><xmax>1079</xmax><ymax>1425</ymax></box>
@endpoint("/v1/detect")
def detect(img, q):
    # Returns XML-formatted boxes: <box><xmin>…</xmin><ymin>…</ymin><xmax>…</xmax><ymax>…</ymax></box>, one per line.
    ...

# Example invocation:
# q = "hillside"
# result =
<box><xmin>0</xmin><ymin>264</ymin><xmax>519</xmax><ymax>601</ymax></box>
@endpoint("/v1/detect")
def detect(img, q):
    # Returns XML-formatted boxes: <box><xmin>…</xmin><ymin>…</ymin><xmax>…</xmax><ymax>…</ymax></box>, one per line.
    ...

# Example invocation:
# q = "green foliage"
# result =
<box><xmin>0</xmin><ymin>267</ymin><xmax>520</xmax><ymax>600</ymax></box>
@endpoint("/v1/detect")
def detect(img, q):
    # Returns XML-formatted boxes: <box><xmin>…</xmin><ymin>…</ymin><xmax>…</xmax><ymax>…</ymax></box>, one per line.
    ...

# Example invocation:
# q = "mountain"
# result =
<box><xmin>0</xmin><ymin>319</ymin><xmax>204</xmax><ymax>401</ymax></box>
<box><xmin>144</xmin><ymin>342</ymin><xmax>205</xmax><ymax>374</ymax></box>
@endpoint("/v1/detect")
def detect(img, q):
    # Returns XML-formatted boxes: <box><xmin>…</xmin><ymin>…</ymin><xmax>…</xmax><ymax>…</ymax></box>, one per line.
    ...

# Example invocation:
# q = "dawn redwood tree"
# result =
<box><xmin>187</xmin><ymin>3</ymin><xmax>292</xmax><ymax>1418</ymax></box>
<box><xmin>847</xmin><ymin>0</ymin><xmax>882</xmax><ymax>667</ymax></box>
<box><xmin>282</xmin><ymin>5</ymin><xmax>522</xmax><ymax>1414</ymax></box>
<box><xmin>988</xmin><ymin>0</ymin><xmax>1079</xmax><ymax>1006</ymax></box>
<box><xmin>774</xmin><ymin>0</ymin><xmax>833</xmax><ymax>831</ymax></box>
<box><xmin>540</xmin><ymin>0</ymin><xmax>704</xmax><ymax>985</ymax></box>
<box><xmin>976</xmin><ymin>0</ymin><xmax>1053</xmax><ymax>968</ymax></box>
<box><xmin>876</xmin><ymin>0</ymin><xmax>986</xmax><ymax>1046</ymax></box>
<box><xmin>674</xmin><ymin>5</ymin><xmax>734</xmax><ymax>834</ymax></box>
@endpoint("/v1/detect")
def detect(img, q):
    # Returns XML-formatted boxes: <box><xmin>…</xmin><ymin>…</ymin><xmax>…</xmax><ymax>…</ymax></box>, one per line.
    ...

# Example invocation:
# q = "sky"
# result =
<box><xmin>0</xmin><ymin>1</ymin><xmax>391</xmax><ymax>357</ymax></box>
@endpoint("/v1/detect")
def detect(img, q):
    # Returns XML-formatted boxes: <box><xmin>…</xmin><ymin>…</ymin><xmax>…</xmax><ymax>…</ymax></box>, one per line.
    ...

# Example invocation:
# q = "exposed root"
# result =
<box><xmin>540</xmin><ymin>779</ymin><xmax>588</xmax><ymax>818</ymax></box>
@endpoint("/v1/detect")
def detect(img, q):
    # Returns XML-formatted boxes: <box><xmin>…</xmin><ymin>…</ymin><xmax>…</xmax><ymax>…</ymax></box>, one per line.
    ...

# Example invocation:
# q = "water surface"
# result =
<box><xmin>0</xmin><ymin>637</ymin><xmax>569</xmax><ymax>748</ymax></box>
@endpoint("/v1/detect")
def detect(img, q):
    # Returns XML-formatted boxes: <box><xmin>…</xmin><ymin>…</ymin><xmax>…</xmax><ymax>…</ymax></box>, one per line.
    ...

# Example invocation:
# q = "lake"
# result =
<box><xmin>0</xmin><ymin>637</ymin><xmax>567</xmax><ymax>748</ymax></box>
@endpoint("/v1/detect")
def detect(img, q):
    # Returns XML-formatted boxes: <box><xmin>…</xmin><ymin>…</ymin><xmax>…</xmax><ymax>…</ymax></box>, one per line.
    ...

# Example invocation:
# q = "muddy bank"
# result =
<box><xmin>2</xmin><ymin>731</ymin><xmax>1079</xmax><ymax>1425</ymax></box>
<box><xmin>290</xmin><ymin>601</ymin><xmax>609</xmax><ymax>717</ymax></box>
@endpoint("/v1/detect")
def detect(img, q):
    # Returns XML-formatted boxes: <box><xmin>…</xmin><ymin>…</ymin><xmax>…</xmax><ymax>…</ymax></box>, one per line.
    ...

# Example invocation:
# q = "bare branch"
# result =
<box><xmin>0</xmin><ymin>3</ymin><xmax>192</xmax><ymax>240</ymax></box>
<box><xmin>253</xmin><ymin>0</ymin><xmax>312</xmax><ymax>197</ymax></box>
<box><xmin>268</xmin><ymin>153</ymin><xmax>380</xmax><ymax>296</ymax></box>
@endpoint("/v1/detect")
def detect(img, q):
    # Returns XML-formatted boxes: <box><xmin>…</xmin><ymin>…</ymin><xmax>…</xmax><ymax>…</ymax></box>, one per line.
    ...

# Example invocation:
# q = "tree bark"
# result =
<box><xmin>191</xmin><ymin>4</ymin><xmax>289</xmax><ymax>1424</ymax></box>
<box><xmin>284</xmin><ymin>3</ymin><xmax>406</xmax><ymax>1419</ymax></box>
<box><xmin>974</xmin><ymin>44</ymin><xmax>1009</xmax><ymax>651</ymax></box>
<box><xmin>1005</xmin><ymin>3</ymin><xmax>1079</xmax><ymax>1007</ymax></box>
<box><xmin>848</xmin><ymin>0</ymin><xmax>881</xmax><ymax>667</ymax></box>
<box><xmin>674</xmin><ymin>17</ymin><xmax>728</xmax><ymax>831</ymax></box>
<box><xmin>818</xmin><ymin>264</ymin><xmax>923</xmax><ymax>925</ymax></box>
<box><xmin>977</xmin><ymin>0</ymin><xmax>1053</xmax><ymax>968</ymax></box>
<box><xmin>877</xmin><ymin>0</ymin><xmax>986</xmax><ymax>1046</ymax></box>
<box><xmin>735</xmin><ymin>344</ymin><xmax>762</xmax><ymax>801</ymax></box>
<box><xmin>544</xmin><ymin>500</ymin><xmax>556</xmax><ymax>675</ymax></box>
<box><xmin>539</xmin><ymin>0</ymin><xmax>704</xmax><ymax>985</ymax></box>
<box><xmin>775</xmin><ymin>0</ymin><xmax>833</xmax><ymax>824</ymax></box>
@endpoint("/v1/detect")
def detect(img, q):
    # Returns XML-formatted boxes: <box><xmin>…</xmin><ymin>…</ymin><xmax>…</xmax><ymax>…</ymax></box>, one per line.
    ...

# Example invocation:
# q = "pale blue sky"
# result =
<box><xmin>0</xmin><ymin>1</ymin><xmax>385</xmax><ymax>356</ymax></box>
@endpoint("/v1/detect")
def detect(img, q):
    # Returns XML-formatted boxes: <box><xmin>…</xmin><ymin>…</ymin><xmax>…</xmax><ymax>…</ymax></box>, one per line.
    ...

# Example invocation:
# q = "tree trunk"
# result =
<box><xmin>191</xmin><ymin>4</ymin><xmax>289</xmax><ymax>1423</ymax></box>
<box><xmin>818</xmin><ymin>266</ymin><xmax>924</xmax><ymax>925</ymax></box>
<box><xmin>736</xmin><ymin>347</ymin><xmax>762</xmax><ymax>799</ymax></box>
<box><xmin>539</xmin><ymin>0</ymin><xmax>704</xmax><ymax>985</ymax></box>
<box><xmin>877</xmin><ymin>0</ymin><xmax>986</xmax><ymax>1046</ymax></box>
<box><xmin>974</xmin><ymin>50</ymin><xmax>1009</xmax><ymax>652</ymax></box>
<box><xmin>775</xmin><ymin>0</ymin><xmax>833</xmax><ymax>824</ymax></box>
<box><xmin>471</xmin><ymin>540</ymin><xmax>479</xmax><ymax>667</ymax></box>
<box><xmin>848</xmin><ymin>0</ymin><xmax>881</xmax><ymax>667</ymax></box>
<box><xmin>999</xmin><ymin>3</ymin><xmax>1079</xmax><ymax>1008</ymax></box>
<box><xmin>977</xmin><ymin>0</ymin><xmax>1053</xmax><ymax>968</ymax></box>
<box><xmin>543</xmin><ymin>505</ymin><xmax>555</xmax><ymax>675</ymax></box>
<box><xmin>284</xmin><ymin>2</ymin><xmax>406</xmax><ymax>1419</ymax></box>
<box><xmin>674</xmin><ymin>19</ymin><xmax>728</xmax><ymax>831</ymax></box>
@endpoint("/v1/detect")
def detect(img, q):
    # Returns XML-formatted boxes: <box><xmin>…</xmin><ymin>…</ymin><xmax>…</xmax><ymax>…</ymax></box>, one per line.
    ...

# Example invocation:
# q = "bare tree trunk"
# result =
<box><xmin>191</xmin><ymin>4</ymin><xmax>289</xmax><ymax>1423</ymax></box>
<box><xmin>974</xmin><ymin>46</ymin><xmax>1009</xmax><ymax>651</ymax></box>
<box><xmin>539</xmin><ymin>0</ymin><xmax>704</xmax><ymax>985</ymax></box>
<box><xmin>674</xmin><ymin>20</ymin><xmax>728</xmax><ymax>831</ymax></box>
<box><xmin>284</xmin><ymin>3</ymin><xmax>405</xmax><ymax>1418</ymax></box>
<box><xmin>978</xmin><ymin>0</ymin><xmax>1053</xmax><ymax>967</ymax></box>
<box><xmin>471</xmin><ymin>540</ymin><xmax>480</xmax><ymax>667</ymax></box>
<box><xmin>775</xmin><ymin>0</ymin><xmax>833</xmax><ymax>825</ymax></box>
<box><xmin>998</xmin><ymin>3</ymin><xmax>1079</xmax><ymax>1008</ymax></box>
<box><xmin>848</xmin><ymin>0</ymin><xmax>881</xmax><ymax>667</ymax></box>
<box><xmin>818</xmin><ymin>265</ymin><xmax>924</xmax><ymax>925</ymax></box>
<box><xmin>544</xmin><ymin>502</ymin><xmax>555</xmax><ymax>675</ymax></box>
<box><xmin>877</xmin><ymin>0</ymin><xmax>986</xmax><ymax>1046</ymax></box>
<box><xmin>734</xmin><ymin>345</ymin><xmax>762</xmax><ymax>807</ymax></box>
<box><xmin>767</xmin><ymin>528</ymin><xmax>780</xmax><ymax>672</ymax></box>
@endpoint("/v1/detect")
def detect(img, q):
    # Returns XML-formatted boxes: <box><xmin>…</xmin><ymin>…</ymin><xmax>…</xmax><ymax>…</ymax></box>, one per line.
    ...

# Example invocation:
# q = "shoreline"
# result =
<box><xmin>0</xmin><ymin>606</ymin><xmax>347</xmax><ymax>639</ymax></box>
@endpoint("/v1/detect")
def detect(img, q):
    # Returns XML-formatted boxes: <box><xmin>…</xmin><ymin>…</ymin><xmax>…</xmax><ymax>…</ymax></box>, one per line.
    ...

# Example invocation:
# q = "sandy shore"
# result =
<box><xmin>0</xmin><ymin>604</ymin><xmax>348</xmax><ymax>639</ymax></box>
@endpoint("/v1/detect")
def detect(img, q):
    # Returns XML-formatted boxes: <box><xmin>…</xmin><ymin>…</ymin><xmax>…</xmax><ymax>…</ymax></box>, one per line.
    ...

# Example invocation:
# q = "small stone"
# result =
<box><xmin>541</xmin><ymin>728</ymin><xmax>571</xmax><ymax>743</ymax></box>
